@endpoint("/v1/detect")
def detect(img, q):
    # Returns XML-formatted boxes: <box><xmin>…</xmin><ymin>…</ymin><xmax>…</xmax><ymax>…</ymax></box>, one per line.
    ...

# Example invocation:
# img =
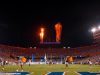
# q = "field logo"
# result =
<box><xmin>0</xmin><ymin>72</ymin><xmax>30</xmax><ymax>75</ymax></box>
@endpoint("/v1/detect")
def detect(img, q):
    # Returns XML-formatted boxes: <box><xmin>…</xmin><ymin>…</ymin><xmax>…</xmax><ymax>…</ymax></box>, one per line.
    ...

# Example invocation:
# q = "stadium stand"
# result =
<box><xmin>0</xmin><ymin>43</ymin><xmax>100</xmax><ymax>64</ymax></box>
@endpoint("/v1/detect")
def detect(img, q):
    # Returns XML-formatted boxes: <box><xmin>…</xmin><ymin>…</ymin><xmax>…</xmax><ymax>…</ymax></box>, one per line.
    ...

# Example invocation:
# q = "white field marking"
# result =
<box><xmin>74</xmin><ymin>71</ymin><xmax>82</xmax><ymax>75</ymax></box>
<box><xmin>45</xmin><ymin>72</ymin><xmax>51</xmax><ymax>75</ymax></box>
<box><xmin>90</xmin><ymin>72</ymin><xmax>100</xmax><ymax>75</ymax></box>
<box><xmin>46</xmin><ymin>72</ymin><xmax>65</xmax><ymax>75</ymax></box>
<box><xmin>63</xmin><ymin>71</ymin><xmax>69</xmax><ymax>75</ymax></box>
<box><xmin>63</xmin><ymin>72</ymin><xmax>66</xmax><ymax>75</ymax></box>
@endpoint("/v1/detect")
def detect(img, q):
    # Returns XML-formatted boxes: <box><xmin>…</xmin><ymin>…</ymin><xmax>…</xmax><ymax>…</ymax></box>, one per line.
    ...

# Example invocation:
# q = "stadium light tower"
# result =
<box><xmin>91</xmin><ymin>27</ymin><xmax>96</xmax><ymax>33</ymax></box>
<box><xmin>91</xmin><ymin>26</ymin><xmax>100</xmax><ymax>44</ymax></box>
<box><xmin>67</xmin><ymin>46</ymin><xmax>70</xmax><ymax>49</ymax></box>
<box><xmin>98</xmin><ymin>26</ymin><xmax>100</xmax><ymax>29</ymax></box>
<box><xmin>63</xmin><ymin>47</ymin><xmax>66</xmax><ymax>49</ymax></box>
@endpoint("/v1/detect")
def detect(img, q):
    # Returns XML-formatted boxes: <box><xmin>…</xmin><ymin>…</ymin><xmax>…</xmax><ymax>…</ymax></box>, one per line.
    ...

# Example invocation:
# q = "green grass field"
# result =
<box><xmin>0</xmin><ymin>64</ymin><xmax>100</xmax><ymax>75</ymax></box>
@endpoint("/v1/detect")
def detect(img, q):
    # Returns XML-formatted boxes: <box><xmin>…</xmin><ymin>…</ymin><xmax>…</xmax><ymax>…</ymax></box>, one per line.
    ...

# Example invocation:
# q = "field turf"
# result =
<box><xmin>0</xmin><ymin>64</ymin><xmax>100</xmax><ymax>75</ymax></box>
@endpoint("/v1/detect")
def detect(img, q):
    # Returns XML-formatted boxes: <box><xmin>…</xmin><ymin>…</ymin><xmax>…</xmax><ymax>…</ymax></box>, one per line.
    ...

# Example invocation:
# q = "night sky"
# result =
<box><xmin>0</xmin><ymin>2</ymin><xmax>100</xmax><ymax>48</ymax></box>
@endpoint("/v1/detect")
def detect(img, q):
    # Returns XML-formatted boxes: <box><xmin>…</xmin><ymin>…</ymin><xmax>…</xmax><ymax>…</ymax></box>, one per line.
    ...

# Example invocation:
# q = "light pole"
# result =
<box><xmin>91</xmin><ymin>27</ymin><xmax>96</xmax><ymax>43</ymax></box>
<box><xmin>91</xmin><ymin>26</ymin><xmax>100</xmax><ymax>44</ymax></box>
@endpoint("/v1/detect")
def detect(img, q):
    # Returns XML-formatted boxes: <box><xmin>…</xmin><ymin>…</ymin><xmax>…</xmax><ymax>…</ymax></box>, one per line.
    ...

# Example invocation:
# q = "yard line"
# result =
<box><xmin>45</xmin><ymin>72</ymin><xmax>51</xmax><ymax>75</ymax></box>
<box><xmin>74</xmin><ymin>71</ymin><xmax>81</xmax><ymax>75</ymax></box>
<box><xmin>63</xmin><ymin>72</ymin><xmax>65</xmax><ymax>75</ymax></box>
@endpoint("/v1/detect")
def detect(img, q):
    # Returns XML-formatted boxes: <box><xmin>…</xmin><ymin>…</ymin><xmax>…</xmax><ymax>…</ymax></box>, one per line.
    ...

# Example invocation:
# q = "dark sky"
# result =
<box><xmin>0</xmin><ymin>2</ymin><xmax>100</xmax><ymax>48</ymax></box>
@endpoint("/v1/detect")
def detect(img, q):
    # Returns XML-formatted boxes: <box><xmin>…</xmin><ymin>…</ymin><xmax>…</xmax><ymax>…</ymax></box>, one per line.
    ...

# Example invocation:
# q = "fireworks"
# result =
<box><xmin>40</xmin><ymin>28</ymin><xmax>45</xmax><ymax>43</ymax></box>
<box><xmin>39</xmin><ymin>22</ymin><xmax>62</xmax><ymax>43</ymax></box>
<box><xmin>55</xmin><ymin>22</ymin><xmax>62</xmax><ymax>42</ymax></box>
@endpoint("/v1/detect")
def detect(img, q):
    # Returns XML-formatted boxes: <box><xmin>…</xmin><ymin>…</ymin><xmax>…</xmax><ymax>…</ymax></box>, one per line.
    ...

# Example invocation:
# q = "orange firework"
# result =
<box><xmin>55</xmin><ymin>22</ymin><xmax>62</xmax><ymax>42</ymax></box>
<box><xmin>40</xmin><ymin>28</ymin><xmax>44</xmax><ymax>43</ymax></box>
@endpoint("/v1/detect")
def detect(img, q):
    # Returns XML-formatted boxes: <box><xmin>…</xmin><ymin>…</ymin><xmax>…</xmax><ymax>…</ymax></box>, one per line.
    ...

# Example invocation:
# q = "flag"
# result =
<box><xmin>32</xmin><ymin>54</ymin><xmax>35</xmax><ymax>62</ymax></box>
<box><xmin>40</xmin><ymin>56</ymin><xmax>44</xmax><ymax>62</ymax></box>
<box><xmin>44</xmin><ymin>53</ymin><xmax>47</xmax><ymax>61</ymax></box>
<box><xmin>44</xmin><ymin>53</ymin><xmax>47</xmax><ymax>64</ymax></box>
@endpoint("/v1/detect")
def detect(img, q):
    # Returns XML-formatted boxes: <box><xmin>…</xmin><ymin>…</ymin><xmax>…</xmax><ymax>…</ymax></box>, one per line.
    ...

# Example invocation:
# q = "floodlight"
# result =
<box><xmin>91</xmin><ymin>28</ymin><xmax>96</xmax><ymax>33</ymax></box>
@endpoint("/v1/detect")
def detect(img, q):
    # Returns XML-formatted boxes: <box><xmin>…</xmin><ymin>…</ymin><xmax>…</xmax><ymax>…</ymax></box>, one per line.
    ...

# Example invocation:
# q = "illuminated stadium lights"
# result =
<box><xmin>91</xmin><ymin>28</ymin><xmax>96</xmax><ymax>33</ymax></box>
<box><xmin>63</xmin><ymin>47</ymin><xmax>66</xmax><ymax>49</ymax></box>
<box><xmin>98</xmin><ymin>26</ymin><xmax>100</xmax><ymax>29</ymax></box>
<box><xmin>91</xmin><ymin>26</ymin><xmax>100</xmax><ymax>32</ymax></box>
<box><xmin>91</xmin><ymin>26</ymin><xmax>100</xmax><ymax>44</ymax></box>
<box><xmin>30</xmin><ymin>47</ymin><xmax>32</xmax><ymax>49</ymax></box>
<box><xmin>67</xmin><ymin>46</ymin><xmax>70</xmax><ymax>49</ymax></box>
<box><xmin>34</xmin><ymin>47</ymin><xmax>36</xmax><ymax>49</ymax></box>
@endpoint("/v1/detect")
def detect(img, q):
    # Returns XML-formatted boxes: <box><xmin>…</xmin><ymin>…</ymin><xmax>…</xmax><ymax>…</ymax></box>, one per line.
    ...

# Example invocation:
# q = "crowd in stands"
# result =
<box><xmin>0</xmin><ymin>44</ymin><xmax>99</xmax><ymax>65</ymax></box>
<box><xmin>75</xmin><ymin>55</ymin><xmax>100</xmax><ymax>65</ymax></box>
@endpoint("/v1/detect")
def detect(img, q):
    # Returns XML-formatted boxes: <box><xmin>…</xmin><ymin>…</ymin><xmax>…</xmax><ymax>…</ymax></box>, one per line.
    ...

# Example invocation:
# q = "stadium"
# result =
<box><xmin>0</xmin><ymin>24</ymin><xmax>100</xmax><ymax>75</ymax></box>
<box><xmin>1</xmin><ymin>3</ymin><xmax>100</xmax><ymax>75</ymax></box>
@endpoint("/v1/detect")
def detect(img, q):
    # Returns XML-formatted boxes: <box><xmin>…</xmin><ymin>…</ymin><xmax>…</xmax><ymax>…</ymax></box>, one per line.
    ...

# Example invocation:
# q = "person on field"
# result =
<box><xmin>88</xmin><ymin>60</ymin><xmax>92</xmax><ymax>66</ymax></box>
<box><xmin>65</xmin><ymin>57</ymin><xmax>69</xmax><ymax>67</ymax></box>
<box><xmin>0</xmin><ymin>58</ymin><xmax>6</xmax><ymax>70</ymax></box>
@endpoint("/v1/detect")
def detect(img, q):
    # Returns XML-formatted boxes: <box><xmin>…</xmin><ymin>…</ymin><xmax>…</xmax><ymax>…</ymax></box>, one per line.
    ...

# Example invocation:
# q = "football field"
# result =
<box><xmin>0</xmin><ymin>64</ymin><xmax>100</xmax><ymax>75</ymax></box>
